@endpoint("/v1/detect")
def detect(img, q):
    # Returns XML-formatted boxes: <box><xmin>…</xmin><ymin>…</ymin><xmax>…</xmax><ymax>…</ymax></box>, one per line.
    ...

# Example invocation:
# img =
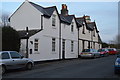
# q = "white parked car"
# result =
<box><xmin>0</xmin><ymin>51</ymin><xmax>34</xmax><ymax>74</ymax></box>
<box><xmin>80</xmin><ymin>49</ymin><xmax>101</xmax><ymax>58</ymax></box>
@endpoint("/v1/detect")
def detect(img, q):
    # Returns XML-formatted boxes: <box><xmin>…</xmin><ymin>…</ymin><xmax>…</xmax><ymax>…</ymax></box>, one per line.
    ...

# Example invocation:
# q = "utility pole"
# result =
<box><xmin>26</xmin><ymin>27</ymin><xmax>29</xmax><ymax>58</ymax></box>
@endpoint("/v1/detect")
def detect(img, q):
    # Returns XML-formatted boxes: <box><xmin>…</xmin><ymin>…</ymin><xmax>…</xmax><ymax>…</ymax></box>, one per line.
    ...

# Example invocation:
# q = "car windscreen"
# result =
<box><xmin>82</xmin><ymin>49</ymin><xmax>90</xmax><ymax>52</ymax></box>
<box><xmin>108</xmin><ymin>49</ymin><xmax>113</xmax><ymax>51</ymax></box>
<box><xmin>98</xmin><ymin>49</ymin><xmax>105</xmax><ymax>52</ymax></box>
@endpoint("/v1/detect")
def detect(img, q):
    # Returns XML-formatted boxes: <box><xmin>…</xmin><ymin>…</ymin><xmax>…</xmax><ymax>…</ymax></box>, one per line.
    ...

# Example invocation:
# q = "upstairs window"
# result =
<box><xmin>82</xmin><ymin>24</ymin><xmax>85</xmax><ymax>34</ymax></box>
<box><xmin>71</xmin><ymin>22</ymin><xmax>74</xmax><ymax>32</ymax></box>
<box><xmin>93</xmin><ymin>28</ymin><xmax>95</xmax><ymax>37</ymax></box>
<box><xmin>52</xmin><ymin>14</ymin><xmax>56</xmax><ymax>26</ymax></box>
<box><xmin>52</xmin><ymin>38</ymin><xmax>56</xmax><ymax>52</ymax></box>
<box><xmin>34</xmin><ymin>39</ymin><xmax>39</xmax><ymax>51</ymax></box>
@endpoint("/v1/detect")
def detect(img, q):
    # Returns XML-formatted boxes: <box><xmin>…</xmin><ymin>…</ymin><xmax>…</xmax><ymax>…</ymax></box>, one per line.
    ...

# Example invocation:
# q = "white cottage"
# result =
<box><xmin>76</xmin><ymin>16</ymin><xmax>102</xmax><ymax>53</ymax></box>
<box><xmin>59</xmin><ymin>4</ymin><xmax>78</xmax><ymax>59</ymax></box>
<box><xmin>9</xmin><ymin>1</ymin><xmax>79</xmax><ymax>61</ymax></box>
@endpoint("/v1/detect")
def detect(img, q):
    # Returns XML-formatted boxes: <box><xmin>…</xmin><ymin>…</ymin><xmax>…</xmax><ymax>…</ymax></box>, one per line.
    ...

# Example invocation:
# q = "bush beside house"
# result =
<box><xmin>2</xmin><ymin>26</ymin><xmax>20</xmax><ymax>52</ymax></box>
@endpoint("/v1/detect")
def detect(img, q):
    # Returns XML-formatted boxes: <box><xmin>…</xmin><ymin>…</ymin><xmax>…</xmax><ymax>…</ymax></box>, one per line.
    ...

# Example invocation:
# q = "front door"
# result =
<box><xmin>62</xmin><ymin>39</ymin><xmax>65</xmax><ymax>59</ymax></box>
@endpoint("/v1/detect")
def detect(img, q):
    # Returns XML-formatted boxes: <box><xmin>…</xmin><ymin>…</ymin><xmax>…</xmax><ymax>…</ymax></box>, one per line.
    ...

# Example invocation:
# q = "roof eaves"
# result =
<box><xmin>18</xmin><ymin>29</ymin><xmax>42</xmax><ymax>39</ymax></box>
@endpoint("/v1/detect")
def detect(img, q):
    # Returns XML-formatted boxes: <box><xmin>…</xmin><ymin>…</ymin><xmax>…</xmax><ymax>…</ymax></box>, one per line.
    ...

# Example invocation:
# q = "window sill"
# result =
<box><xmin>71</xmin><ymin>52</ymin><xmax>74</xmax><ymax>54</ymax></box>
<box><xmin>34</xmin><ymin>52</ymin><xmax>39</xmax><ymax>54</ymax></box>
<box><xmin>51</xmin><ymin>52</ymin><xmax>56</xmax><ymax>54</ymax></box>
<box><xmin>52</xmin><ymin>27</ymin><xmax>56</xmax><ymax>29</ymax></box>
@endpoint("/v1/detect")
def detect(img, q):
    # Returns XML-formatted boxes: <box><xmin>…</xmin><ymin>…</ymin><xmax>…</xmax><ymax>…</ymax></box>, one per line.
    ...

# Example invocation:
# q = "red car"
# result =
<box><xmin>107</xmin><ymin>48</ymin><xmax>117</xmax><ymax>55</ymax></box>
<box><xmin>98</xmin><ymin>48</ymin><xmax>109</xmax><ymax>57</ymax></box>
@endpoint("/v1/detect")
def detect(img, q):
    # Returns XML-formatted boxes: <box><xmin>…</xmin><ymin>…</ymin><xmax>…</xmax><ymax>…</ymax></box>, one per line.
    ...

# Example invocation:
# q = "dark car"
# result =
<box><xmin>98</xmin><ymin>48</ymin><xmax>109</xmax><ymax>57</ymax></box>
<box><xmin>114</xmin><ymin>54</ymin><xmax>120</xmax><ymax>74</ymax></box>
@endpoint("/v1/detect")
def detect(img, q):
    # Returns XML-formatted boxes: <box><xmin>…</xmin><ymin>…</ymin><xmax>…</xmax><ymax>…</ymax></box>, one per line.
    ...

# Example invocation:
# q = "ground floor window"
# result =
<box><xmin>71</xmin><ymin>41</ymin><xmax>74</xmax><ymax>52</ymax></box>
<box><xmin>52</xmin><ymin>38</ymin><xmax>56</xmax><ymax>52</ymax></box>
<box><xmin>88</xmin><ymin>41</ymin><xmax>90</xmax><ymax>49</ymax></box>
<box><xmin>93</xmin><ymin>42</ymin><xmax>95</xmax><ymax>49</ymax></box>
<box><xmin>34</xmin><ymin>39</ymin><xmax>39</xmax><ymax>51</ymax></box>
<box><xmin>82</xmin><ymin>40</ymin><xmax>85</xmax><ymax>51</ymax></box>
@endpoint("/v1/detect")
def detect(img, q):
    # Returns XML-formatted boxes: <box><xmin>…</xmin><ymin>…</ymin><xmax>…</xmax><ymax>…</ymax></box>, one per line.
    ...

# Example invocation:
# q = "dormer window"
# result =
<box><xmin>52</xmin><ymin>14</ymin><xmax>56</xmax><ymax>26</ymax></box>
<box><xmin>71</xmin><ymin>22</ymin><xmax>74</xmax><ymax>32</ymax></box>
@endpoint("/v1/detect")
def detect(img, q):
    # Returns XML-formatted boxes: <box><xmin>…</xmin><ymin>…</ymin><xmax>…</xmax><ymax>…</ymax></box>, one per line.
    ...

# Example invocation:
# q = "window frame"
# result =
<box><xmin>52</xmin><ymin>14</ymin><xmax>56</xmax><ymax>26</ymax></box>
<box><xmin>34</xmin><ymin>39</ymin><xmax>39</xmax><ymax>51</ymax></box>
<box><xmin>82</xmin><ymin>23</ymin><xmax>85</xmax><ymax>34</ymax></box>
<box><xmin>71</xmin><ymin>41</ymin><xmax>74</xmax><ymax>52</ymax></box>
<box><xmin>88</xmin><ymin>41</ymin><xmax>90</xmax><ymax>49</ymax></box>
<box><xmin>52</xmin><ymin>38</ymin><xmax>56</xmax><ymax>52</ymax></box>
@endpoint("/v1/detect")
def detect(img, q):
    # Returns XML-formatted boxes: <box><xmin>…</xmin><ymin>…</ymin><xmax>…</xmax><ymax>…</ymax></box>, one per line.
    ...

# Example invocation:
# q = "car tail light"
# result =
<box><xmin>81</xmin><ymin>53</ymin><xmax>83</xmax><ymax>54</ymax></box>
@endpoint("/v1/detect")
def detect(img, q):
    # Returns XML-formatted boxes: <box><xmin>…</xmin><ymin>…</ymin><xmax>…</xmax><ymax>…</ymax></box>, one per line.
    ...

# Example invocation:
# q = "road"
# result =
<box><xmin>2</xmin><ymin>55</ymin><xmax>120</xmax><ymax>78</ymax></box>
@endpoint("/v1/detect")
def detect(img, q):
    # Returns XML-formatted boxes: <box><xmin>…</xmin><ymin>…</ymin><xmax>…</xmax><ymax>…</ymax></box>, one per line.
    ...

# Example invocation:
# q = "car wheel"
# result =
<box><xmin>2</xmin><ymin>66</ymin><xmax>6</xmax><ymax>74</ymax></box>
<box><xmin>107</xmin><ymin>53</ymin><xmax>109</xmax><ymax>56</ymax></box>
<box><xmin>114</xmin><ymin>69</ymin><xmax>119</xmax><ymax>74</ymax></box>
<box><xmin>99</xmin><ymin>54</ymin><xmax>101</xmax><ymax>58</ymax></box>
<box><xmin>26</xmin><ymin>63</ymin><xmax>33</xmax><ymax>70</ymax></box>
<box><xmin>92</xmin><ymin>55</ymin><xmax>96</xmax><ymax>59</ymax></box>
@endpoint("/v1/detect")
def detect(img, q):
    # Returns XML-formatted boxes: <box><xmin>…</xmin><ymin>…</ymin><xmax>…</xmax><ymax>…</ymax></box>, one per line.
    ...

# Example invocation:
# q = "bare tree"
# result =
<box><xmin>1</xmin><ymin>12</ymin><xmax>10</xmax><ymax>27</ymax></box>
<box><xmin>113</xmin><ymin>34</ymin><xmax>120</xmax><ymax>48</ymax></box>
<box><xmin>108</xmin><ymin>34</ymin><xmax>120</xmax><ymax>48</ymax></box>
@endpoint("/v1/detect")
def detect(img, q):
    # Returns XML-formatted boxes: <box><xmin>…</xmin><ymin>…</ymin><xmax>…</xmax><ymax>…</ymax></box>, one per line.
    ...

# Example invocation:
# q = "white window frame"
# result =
<box><xmin>52</xmin><ymin>38</ymin><xmax>56</xmax><ymax>52</ymax></box>
<box><xmin>71</xmin><ymin>41</ymin><xmax>74</xmax><ymax>52</ymax></box>
<box><xmin>34</xmin><ymin>39</ymin><xmax>39</xmax><ymax>51</ymax></box>
<box><xmin>52</xmin><ymin>14</ymin><xmax>56</xmax><ymax>27</ymax></box>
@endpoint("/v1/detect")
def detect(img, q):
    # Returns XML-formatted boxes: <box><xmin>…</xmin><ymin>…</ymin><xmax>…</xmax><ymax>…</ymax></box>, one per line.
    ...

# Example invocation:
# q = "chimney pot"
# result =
<box><xmin>61</xmin><ymin>4</ymin><xmax>68</xmax><ymax>16</ymax></box>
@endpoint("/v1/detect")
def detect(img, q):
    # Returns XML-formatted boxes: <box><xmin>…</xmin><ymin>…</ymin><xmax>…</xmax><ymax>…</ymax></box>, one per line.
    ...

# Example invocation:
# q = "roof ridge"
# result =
<box><xmin>29</xmin><ymin>1</ymin><xmax>44</xmax><ymax>8</ymax></box>
<box><xmin>29</xmin><ymin>1</ymin><xmax>50</xmax><ymax>16</ymax></box>
<box><xmin>44</xmin><ymin>6</ymin><xmax>56</xmax><ymax>9</ymax></box>
<box><xmin>76</xmin><ymin>17</ymin><xmax>84</xmax><ymax>19</ymax></box>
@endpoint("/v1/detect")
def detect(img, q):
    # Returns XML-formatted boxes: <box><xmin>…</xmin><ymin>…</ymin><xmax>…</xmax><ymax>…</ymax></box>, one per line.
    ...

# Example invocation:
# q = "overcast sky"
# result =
<box><xmin>0</xmin><ymin>0</ymin><xmax>119</xmax><ymax>43</ymax></box>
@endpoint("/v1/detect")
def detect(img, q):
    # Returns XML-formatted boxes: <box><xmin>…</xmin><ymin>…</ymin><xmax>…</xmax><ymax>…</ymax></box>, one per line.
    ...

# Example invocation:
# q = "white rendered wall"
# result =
<box><xmin>10</xmin><ymin>1</ymin><xmax>42</xmax><ymax>30</ymax></box>
<box><xmin>61</xmin><ymin>18</ymin><xmax>78</xmax><ymax>59</ymax></box>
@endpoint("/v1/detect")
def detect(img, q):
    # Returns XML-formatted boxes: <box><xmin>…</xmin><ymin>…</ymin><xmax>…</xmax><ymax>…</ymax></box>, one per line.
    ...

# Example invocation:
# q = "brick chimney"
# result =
<box><xmin>61</xmin><ymin>4</ymin><xmax>68</xmax><ymax>16</ymax></box>
<box><xmin>84</xmin><ymin>15</ymin><xmax>91</xmax><ymax>23</ymax></box>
